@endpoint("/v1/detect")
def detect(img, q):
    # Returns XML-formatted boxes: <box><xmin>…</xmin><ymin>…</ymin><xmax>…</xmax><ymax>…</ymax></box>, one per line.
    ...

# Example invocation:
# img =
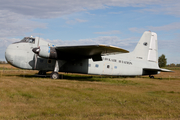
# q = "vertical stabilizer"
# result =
<box><xmin>132</xmin><ymin>31</ymin><xmax>158</xmax><ymax>63</ymax></box>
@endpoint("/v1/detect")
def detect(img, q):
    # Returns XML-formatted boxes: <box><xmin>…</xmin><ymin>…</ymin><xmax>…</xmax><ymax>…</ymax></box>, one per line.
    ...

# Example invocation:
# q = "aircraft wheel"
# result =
<box><xmin>38</xmin><ymin>71</ymin><xmax>46</xmax><ymax>75</ymax></box>
<box><xmin>50</xmin><ymin>72</ymin><xmax>59</xmax><ymax>79</ymax></box>
<box><xmin>149</xmin><ymin>75</ymin><xmax>154</xmax><ymax>79</ymax></box>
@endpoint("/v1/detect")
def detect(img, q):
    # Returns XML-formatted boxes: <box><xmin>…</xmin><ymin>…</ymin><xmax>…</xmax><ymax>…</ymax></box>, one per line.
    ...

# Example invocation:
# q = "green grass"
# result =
<box><xmin>164</xmin><ymin>67</ymin><xmax>180</xmax><ymax>70</ymax></box>
<box><xmin>0</xmin><ymin>68</ymin><xmax>180</xmax><ymax>119</ymax></box>
<box><xmin>62</xmin><ymin>74</ymin><xmax>141</xmax><ymax>85</ymax></box>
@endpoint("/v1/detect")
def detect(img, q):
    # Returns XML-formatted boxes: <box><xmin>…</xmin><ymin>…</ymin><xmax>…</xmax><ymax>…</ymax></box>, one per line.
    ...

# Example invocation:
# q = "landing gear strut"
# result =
<box><xmin>50</xmin><ymin>60</ymin><xmax>66</xmax><ymax>79</ymax></box>
<box><xmin>149</xmin><ymin>75</ymin><xmax>154</xmax><ymax>79</ymax></box>
<box><xmin>50</xmin><ymin>60</ymin><xmax>59</xmax><ymax>79</ymax></box>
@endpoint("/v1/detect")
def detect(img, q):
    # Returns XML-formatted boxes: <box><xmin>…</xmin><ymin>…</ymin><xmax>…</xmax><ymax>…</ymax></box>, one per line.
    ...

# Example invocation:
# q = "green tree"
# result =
<box><xmin>158</xmin><ymin>54</ymin><xmax>167</xmax><ymax>67</ymax></box>
<box><xmin>170</xmin><ymin>63</ymin><xmax>176</xmax><ymax>67</ymax></box>
<box><xmin>176</xmin><ymin>64</ymin><xmax>180</xmax><ymax>67</ymax></box>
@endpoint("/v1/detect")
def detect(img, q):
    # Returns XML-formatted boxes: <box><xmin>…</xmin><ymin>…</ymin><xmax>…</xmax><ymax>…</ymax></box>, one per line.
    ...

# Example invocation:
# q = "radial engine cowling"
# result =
<box><xmin>33</xmin><ymin>45</ymin><xmax>57</xmax><ymax>59</ymax></box>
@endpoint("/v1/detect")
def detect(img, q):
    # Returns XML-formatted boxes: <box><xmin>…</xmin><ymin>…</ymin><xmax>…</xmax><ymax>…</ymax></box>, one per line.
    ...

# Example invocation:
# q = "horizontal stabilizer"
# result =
<box><xmin>160</xmin><ymin>68</ymin><xmax>173</xmax><ymax>72</ymax></box>
<box><xmin>143</xmin><ymin>68</ymin><xmax>173</xmax><ymax>72</ymax></box>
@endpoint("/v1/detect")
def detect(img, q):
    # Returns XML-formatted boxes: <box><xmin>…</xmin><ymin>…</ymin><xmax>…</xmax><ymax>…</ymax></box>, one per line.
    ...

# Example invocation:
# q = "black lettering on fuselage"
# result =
<box><xmin>102</xmin><ymin>57</ymin><xmax>132</xmax><ymax>65</ymax></box>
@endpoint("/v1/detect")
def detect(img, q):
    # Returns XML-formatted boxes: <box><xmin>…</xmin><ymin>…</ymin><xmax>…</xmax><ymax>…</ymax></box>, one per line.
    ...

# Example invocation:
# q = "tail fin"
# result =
<box><xmin>132</xmin><ymin>31</ymin><xmax>158</xmax><ymax>62</ymax></box>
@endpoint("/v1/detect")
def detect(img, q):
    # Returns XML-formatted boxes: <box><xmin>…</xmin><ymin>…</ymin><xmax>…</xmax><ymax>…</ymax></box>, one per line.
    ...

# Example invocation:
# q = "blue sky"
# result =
<box><xmin>0</xmin><ymin>0</ymin><xmax>180</xmax><ymax>64</ymax></box>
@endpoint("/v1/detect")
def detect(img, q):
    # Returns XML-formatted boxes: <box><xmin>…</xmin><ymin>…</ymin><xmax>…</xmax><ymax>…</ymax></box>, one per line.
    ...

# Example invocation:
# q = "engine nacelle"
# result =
<box><xmin>38</xmin><ymin>45</ymin><xmax>57</xmax><ymax>59</ymax></box>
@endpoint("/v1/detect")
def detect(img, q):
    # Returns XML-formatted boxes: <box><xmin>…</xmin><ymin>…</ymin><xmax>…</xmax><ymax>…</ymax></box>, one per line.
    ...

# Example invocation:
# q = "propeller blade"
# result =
<box><xmin>33</xmin><ymin>37</ymin><xmax>40</xmax><ymax>70</ymax></box>
<box><xmin>34</xmin><ymin>54</ymin><xmax>37</xmax><ymax>69</ymax></box>
<box><xmin>37</xmin><ymin>37</ymin><xmax>40</xmax><ymax>47</ymax></box>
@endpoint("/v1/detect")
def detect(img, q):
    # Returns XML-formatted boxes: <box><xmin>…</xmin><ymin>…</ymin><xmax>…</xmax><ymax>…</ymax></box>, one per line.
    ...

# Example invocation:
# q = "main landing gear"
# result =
<box><xmin>50</xmin><ymin>60</ymin><xmax>60</xmax><ymax>79</ymax></box>
<box><xmin>50</xmin><ymin>72</ymin><xmax>59</xmax><ymax>79</ymax></box>
<box><xmin>149</xmin><ymin>75</ymin><xmax>154</xmax><ymax>79</ymax></box>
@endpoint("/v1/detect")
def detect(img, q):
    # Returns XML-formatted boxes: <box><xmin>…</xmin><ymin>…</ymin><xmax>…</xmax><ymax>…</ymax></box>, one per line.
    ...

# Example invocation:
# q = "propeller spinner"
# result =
<box><xmin>32</xmin><ymin>47</ymin><xmax>40</xmax><ymax>54</ymax></box>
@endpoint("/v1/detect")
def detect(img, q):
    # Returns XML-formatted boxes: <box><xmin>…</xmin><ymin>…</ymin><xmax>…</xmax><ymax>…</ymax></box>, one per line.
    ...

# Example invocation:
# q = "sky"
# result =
<box><xmin>0</xmin><ymin>0</ymin><xmax>180</xmax><ymax>64</ymax></box>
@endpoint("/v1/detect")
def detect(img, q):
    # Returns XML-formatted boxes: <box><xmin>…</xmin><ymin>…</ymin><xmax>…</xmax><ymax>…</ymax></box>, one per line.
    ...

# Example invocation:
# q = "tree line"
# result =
<box><xmin>158</xmin><ymin>54</ymin><xmax>180</xmax><ymax>67</ymax></box>
<box><xmin>166</xmin><ymin>63</ymin><xmax>180</xmax><ymax>67</ymax></box>
<box><xmin>0</xmin><ymin>61</ymin><xmax>7</xmax><ymax>64</ymax></box>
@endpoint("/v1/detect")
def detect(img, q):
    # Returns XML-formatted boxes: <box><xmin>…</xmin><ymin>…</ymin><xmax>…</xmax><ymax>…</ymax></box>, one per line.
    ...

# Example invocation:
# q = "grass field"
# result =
<box><xmin>0</xmin><ymin>64</ymin><xmax>180</xmax><ymax>120</ymax></box>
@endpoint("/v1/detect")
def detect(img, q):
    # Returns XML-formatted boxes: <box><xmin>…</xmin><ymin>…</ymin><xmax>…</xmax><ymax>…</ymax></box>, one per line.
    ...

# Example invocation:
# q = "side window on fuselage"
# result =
<box><xmin>95</xmin><ymin>64</ymin><xmax>99</xmax><ymax>68</ymax></box>
<box><xmin>28</xmin><ymin>38</ymin><xmax>35</xmax><ymax>43</ymax></box>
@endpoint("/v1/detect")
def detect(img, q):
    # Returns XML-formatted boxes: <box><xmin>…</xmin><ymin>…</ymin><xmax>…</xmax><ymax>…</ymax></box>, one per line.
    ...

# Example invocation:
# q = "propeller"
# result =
<box><xmin>32</xmin><ymin>37</ymin><xmax>40</xmax><ymax>69</ymax></box>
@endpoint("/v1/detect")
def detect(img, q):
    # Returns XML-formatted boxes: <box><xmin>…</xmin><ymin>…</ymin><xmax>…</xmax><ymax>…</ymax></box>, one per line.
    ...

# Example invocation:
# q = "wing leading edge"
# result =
<box><xmin>55</xmin><ymin>45</ymin><xmax>129</xmax><ymax>61</ymax></box>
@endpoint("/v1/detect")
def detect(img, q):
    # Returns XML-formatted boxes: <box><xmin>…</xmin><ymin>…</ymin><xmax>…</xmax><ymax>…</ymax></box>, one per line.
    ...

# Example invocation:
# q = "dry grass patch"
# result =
<box><xmin>0</xmin><ymin>64</ymin><xmax>180</xmax><ymax>119</ymax></box>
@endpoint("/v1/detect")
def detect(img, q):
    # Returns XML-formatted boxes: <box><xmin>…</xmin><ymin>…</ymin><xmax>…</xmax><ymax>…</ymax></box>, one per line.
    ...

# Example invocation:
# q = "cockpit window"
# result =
<box><xmin>13</xmin><ymin>37</ymin><xmax>36</xmax><ymax>44</ymax></box>
<box><xmin>20</xmin><ymin>37</ymin><xmax>35</xmax><ymax>43</ymax></box>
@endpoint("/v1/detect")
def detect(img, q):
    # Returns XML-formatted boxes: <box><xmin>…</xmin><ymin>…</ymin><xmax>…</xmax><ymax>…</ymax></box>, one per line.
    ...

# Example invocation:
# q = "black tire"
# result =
<box><xmin>149</xmin><ymin>75</ymin><xmax>154</xmax><ymax>79</ymax></box>
<box><xmin>38</xmin><ymin>71</ymin><xmax>46</xmax><ymax>75</ymax></box>
<box><xmin>50</xmin><ymin>72</ymin><xmax>59</xmax><ymax>79</ymax></box>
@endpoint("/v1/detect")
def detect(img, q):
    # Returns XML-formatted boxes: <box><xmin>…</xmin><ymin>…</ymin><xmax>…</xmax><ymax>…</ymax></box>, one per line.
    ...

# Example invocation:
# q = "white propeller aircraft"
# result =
<box><xmin>5</xmin><ymin>31</ymin><xmax>171</xmax><ymax>79</ymax></box>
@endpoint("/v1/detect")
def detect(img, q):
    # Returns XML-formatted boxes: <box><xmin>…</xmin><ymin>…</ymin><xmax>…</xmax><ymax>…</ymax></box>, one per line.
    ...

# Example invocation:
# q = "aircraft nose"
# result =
<box><xmin>5</xmin><ymin>44</ymin><xmax>15</xmax><ymax>64</ymax></box>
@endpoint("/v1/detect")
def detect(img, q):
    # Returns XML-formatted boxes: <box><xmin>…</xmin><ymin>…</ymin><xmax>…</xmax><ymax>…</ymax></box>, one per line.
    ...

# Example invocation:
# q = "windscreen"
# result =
<box><xmin>20</xmin><ymin>37</ymin><xmax>35</xmax><ymax>43</ymax></box>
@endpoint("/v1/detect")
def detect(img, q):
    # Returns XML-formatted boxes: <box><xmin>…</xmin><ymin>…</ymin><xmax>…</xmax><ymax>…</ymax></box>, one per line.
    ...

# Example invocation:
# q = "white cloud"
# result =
<box><xmin>0</xmin><ymin>10</ymin><xmax>47</xmax><ymax>37</ymax></box>
<box><xmin>66</xmin><ymin>18</ymin><xmax>87</xmax><ymax>24</ymax></box>
<box><xmin>95</xmin><ymin>30</ymin><xmax>122</xmax><ymax>35</ymax></box>
<box><xmin>0</xmin><ymin>0</ymin><xmax>179</xmax><ymax>39</ymax></box>
<box><xmin>45</xmin><ymin>36</ymin><xmax>137</xmax><ymax>51</ymax></box>
<box><xmin>159</xmin><ymin>39</ymin><xmax>180</xmax><ymax>51</ymax></box>
<box><xmin>129</xmin><ymin>28</ymin><xmax>146</xmax><ymax>33</ymax></box>
<box><xmin>108</xmin><ymin>11</ymin><xmax>123</xmax><ymax>14</ymax></box>
<box><xmin>0</xmin><ymin>0</ymin><xmax>179</xmax><ymax>19</ymax></box>
<box><xmin>91</xmin><ymin>25</ymin><xmax>104</xmax><ymax>28</ymax></box>
<box><xmin>75</xmin><ymin>18</ymin><xmax>87</xmax><ymax>23</ymax></box>
<box><xmin>149</xmin><ymin>23</ymin><xmax>180</xmax><ymax>31</ymax></box>
<box><xmin>140</xmin><ymin>2</ymin><xmax>180</xmax><ymax>17</ymax></box>
<box><xmin>0</xmin><ymin>37</ymin><xmax>21</xmax><ymax>60</ymax></box>
<box><xmin>158</xmin><ymin>39</ymin><xmax>180</xmax><ymax>64</ymax></box>
<box><xmin>0</xmin><ymin>0</ymin><xmax>179</xmax><ymax>64</ymax></box>
<box><xmin>129</xmin><ymin>22</ymin><xmax>180</xmax><ymax>33</ymax></box>
<box><xmin>0</xmin><ymin>38</ymin><xmax>20</xmax><ymax>47</ymax></box>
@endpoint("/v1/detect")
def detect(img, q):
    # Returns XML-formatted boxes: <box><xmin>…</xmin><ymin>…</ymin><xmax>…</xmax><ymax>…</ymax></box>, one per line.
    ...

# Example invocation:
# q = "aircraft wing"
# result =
<box><xmin>55</xmin><ymin>45</ymin><xmax>129</xmax><ymax>61</ymax></box>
